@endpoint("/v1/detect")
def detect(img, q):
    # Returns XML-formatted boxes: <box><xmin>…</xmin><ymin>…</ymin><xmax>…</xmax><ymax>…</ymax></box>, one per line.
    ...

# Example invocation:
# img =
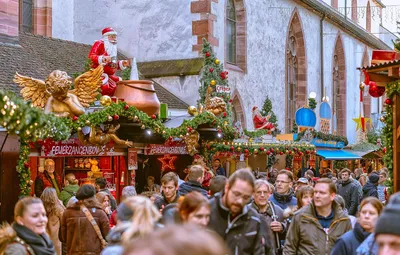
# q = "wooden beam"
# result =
<box><xmin>366</xmin><ymin>64</ymin><xmax>400</xmax><ymax>73</ymax></box>
<box><xmin>397</xmin><ymin>125</ymin><xmax>400</xmax><ymax>139</ymax></box>
<box><xmin>388</xmin><ymin>67</ymin><xmax>400</xmax><ymax>78</ymax></box>
<box><xmin>367</xmin><ymin>72</ymin><xmax>398</xmax><ymax>84</ymax></box>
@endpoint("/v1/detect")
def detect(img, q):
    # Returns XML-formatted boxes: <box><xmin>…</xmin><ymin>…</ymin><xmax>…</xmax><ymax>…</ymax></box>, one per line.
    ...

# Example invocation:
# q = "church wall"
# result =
<box><xmin>52</xmin><ymin>0</ymin><xmax>74</xmax><ymax>40</ymax></box>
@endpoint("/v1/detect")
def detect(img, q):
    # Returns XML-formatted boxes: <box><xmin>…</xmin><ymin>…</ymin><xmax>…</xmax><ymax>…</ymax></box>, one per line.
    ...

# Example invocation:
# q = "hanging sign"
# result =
<box><xmin>144</xmin><ymin>143</ymin><xmax>188</xmax><ymax>155</ymax></box>
<box><xmin>128</xmin><ymin>148</ymin><xmax>138</xmax><ymax>170</ymax></box>
<box><xmin>311</xmin><ymin>138</ymin><xmax>345</xmax><ymax>149</ymax></box>
<box><xmin>216</xmin><ymin>85</ymin><xmax>231</xmax><ymax>94</ymax></box>
<box><xmin>41</xmin><ymin>139</ymin><xmax>114</xmax><ymax>157</ymax></box>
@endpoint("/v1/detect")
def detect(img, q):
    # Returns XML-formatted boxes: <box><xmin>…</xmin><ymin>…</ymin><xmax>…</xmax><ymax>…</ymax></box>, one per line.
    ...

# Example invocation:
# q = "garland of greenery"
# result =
<box><xmin>296</xmin><ymin>130</ymin><xmax>349</xmax><ymax>145</ymax></box>
<box><xmin>244</xmin><ymin>129</ymin><xmax>273</xmax><ymax>138</ymax></box>
<box><xmin>381</xmin><ymin>80</ymin><xmax>399</xmax><ymax>193</ymax></box>
<box><xmin>16</xmin><ymin>142</ymin><xmax>31</xmax><ymax>196</ymax></box>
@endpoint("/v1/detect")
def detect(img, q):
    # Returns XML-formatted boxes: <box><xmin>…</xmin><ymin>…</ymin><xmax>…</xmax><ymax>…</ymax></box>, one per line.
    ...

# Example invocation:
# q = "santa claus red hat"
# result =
<box><xmin>252</xmin><ymin>106</ymin><xmax>258</xmax><ymax>111</ymax></box>
<box><xmin>102</xmin><ymin>27</ymin><xmax>117</xmax><ymax>36</ymax></box>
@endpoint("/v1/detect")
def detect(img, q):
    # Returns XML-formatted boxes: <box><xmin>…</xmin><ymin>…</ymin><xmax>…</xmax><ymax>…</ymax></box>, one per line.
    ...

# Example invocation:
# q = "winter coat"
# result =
<box><xmin>330</xmin><ymin>222</ymin><xmax>371</xmax><ymax>255</ymax></box>
<box><xmin>154</xmin><ymin>192</ymin><xmax>180</xmax><ymax>210</ymax></box>
<box><xmin>60</xmin><ymin>203</ymin><xmax>110</xmax><ymax>255</ymax></box>
<box><xmin>337</xmin><ymin>179</ymin><xmax>359</xmax><ymax>216</ymax></box>
<box><xmin>283</xmin><ymin>201</ymin><xmax>352</xmax><ymax>255</ymax></box>
<box><xmin>362</xmin><ymin>182</ymin><xmax>378</xmax><ymax>200</ymax></box>
<box><xmin>59</xmin><ymin>184</ymin><xmax>80</xmax><ymax>207</ymax></box>
<box><xmin>269</xmin><ymin>191</ymin><xmax>297</xmax><ymax>210</ymax></box>
<box><xmin>178</xmin><ymin>180</ymin><xmax>208</xmax><ymax>197</ymax></box>
<box><xmin>35</xmin><ymin>172</ymin><xmax>62</xmax><ymax>198</ymax></box>
<box><xmin>356</xmin><ymin>233</ymin><xmax>378</xmax><ymax>255</ymax></box>
<box><xmin>99</xmin><ymin>189</ymin><xmax>117</xmax><ymax>211</ymax></box>
<box><xmin>208</xmin><ymin>193</ymin><xmax>265</xmax><ymax>255</ymax></box>
<box><xmin>46</xmin><ymin>205</ymin><xmax>65</xmax><ymax>255</ymax></box>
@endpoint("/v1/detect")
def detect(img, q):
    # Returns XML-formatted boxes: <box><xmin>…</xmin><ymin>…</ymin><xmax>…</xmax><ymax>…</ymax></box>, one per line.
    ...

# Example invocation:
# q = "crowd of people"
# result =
<box><xmin>0</xmin><ymin>159</ymin><xmax>398</xmax><ymax>255</ymax></box>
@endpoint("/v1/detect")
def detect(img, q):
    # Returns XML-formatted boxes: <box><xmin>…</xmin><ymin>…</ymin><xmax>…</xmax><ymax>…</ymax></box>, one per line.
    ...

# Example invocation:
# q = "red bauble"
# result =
<box><xmin>270</xmin><ymin>148</ymin><xmax>274</xmax><ymax>153</ymax></box>
<box><xmin>205</xmin><ymin>52</ymin><xmax>211</xmax><ymax>57</ymax></box>
<box><xmin>230</xmin><ymin>146</ymin><xmax>235</xmax><ymax>151</ymax></box>
<box><xmin>113</xmin><ymin>114</ymin><xmax>119</xmax><ymax>120</ymax></box>
<box><xmin>385</xmin><ymin>98</ymin><xmax>393</xmax><ymax>105</ymax></box>
<box><xmin>368</xmin><ymin>81</ymin><xmax>385</xmax><ymax>98</ymax></box>
<box><xmin>209</xmin><ymin>68</ymin><xmax>214</xmax><ymax>73</ymax></box>
<box><xmin>383</xmin><ymin>147</ymin><xmax>387</xmax><ymax>153</ymax></box>
<box><xmin>223</xmin><ymin>112</ymin><xmax>227</xmax><ymax>117</ymax></box>
<box><xmin>293</xmin><ymin>147</ymin><xmax>297</xmax><ymax>151</ymax></box>
<box><xmin>220</xmin><ymin>71</ymin><xmax>228</xmax><ymax>80</ymax></box>
<box><xmin>288</xmin><ymin>150</ymin><xmax>292</xmax><ymax>154</ymax></box>
<box><xmin>72</xmin><ymin>116</ymin><xmax>78</xmax><ymax>121</ymax></box>
<box><xmin>206</xmin><ymin>144</ymin><xmax>211</xmax><ymax>150</ymax></box>
<box><xmin>169</xmin><ymin>136</ymin><xmax>173</xmax><ymax>140</ymax></box>
<box><xmin>266</xmin><ymin>151</ymin><xmax>271</xmax><ymax>156</ymax></box>
<box><xmin>260</xmin><ymin>147</ymin><xmax>264</xmax><ymax>151</ymax></box>
<box><xmin>244</xmin><ymin>149</ymin><xmax>249</xmax><ymax>154</ymax></box>
<box><xmin>280</xmin><ymin>152</ymin><xmax>284</xmax><ymax>155</ymax></box>
<box><xmin>151</xmin><ymin>114</ymin><xmax>157</xmax><ymax>119</ymax></box>
<box><xmin>229</xmin><ymin>99</ymin><xmax>233</xmax><ymax>103</ymax></box>
<box><xmin>306</xmin><ymin>150</ymin><xmax>310</xmax><ymax>154</ymax></box>
<box><xmin>124</xmin><ymin>104</ymin><xmax>130</xmax><ymax>110</ymax></box>
<box><xmin>24</xmin><ymin>162</ymin><xmax>29</xmax><ymax>168</ymax></box>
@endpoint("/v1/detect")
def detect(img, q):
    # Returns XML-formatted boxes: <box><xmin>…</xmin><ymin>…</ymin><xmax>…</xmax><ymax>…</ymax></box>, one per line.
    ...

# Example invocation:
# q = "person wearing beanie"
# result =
<box><xmin>374</xmin><ymin>192</ymin><xmax>400</xmax><ymax>255</ymax></box>
<box><xmin>60</xmin><ymin>184</ymin><xmax>110</xmax><ymax>255</ymax></box>
<box><xmin>362</xmin><ymin>173</ymin><xmax>379</xmax><ymax>200</ymax></box>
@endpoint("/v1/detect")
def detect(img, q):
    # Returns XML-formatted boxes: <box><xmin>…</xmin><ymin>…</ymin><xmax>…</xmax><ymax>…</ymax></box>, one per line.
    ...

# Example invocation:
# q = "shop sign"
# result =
<box><xmin>41</xmin><ymin>139</ymin><xmax>115</xmax><ymax>157</ymax></box>
<box><xmin>311</xmin><ymin>138</ymin><xmax>345</xmax><ymax>149</ymax></box>
<box><xmin>144</xmin><ymin>144</ymin><xmax>188</xmax><ymax>155</ymax></box>
<box><xmin>216</xmin><ymin>85</ymin><xmax>231</xmax><ymax>94</ymax></box>
<box><xmin>128</xmin><ymin>149</ymin><xmax>138</xmax><ymax>170</ymax></box>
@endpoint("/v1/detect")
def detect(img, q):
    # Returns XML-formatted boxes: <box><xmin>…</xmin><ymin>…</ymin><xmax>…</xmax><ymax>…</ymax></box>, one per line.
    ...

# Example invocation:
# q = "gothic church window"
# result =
<box><xmin>20</xmin><ymin>0</ymin><xmax>33</xmax><ymax>33</ymax></box>
<box><xmin>286</xmin><ymin>28</ymin><xmax>297</xmax><ymax>133</ymax></box>
<box><xmin>226</xmin><ymin>0</ymin><xmax>237</xmax><ymax>64</ymax></box>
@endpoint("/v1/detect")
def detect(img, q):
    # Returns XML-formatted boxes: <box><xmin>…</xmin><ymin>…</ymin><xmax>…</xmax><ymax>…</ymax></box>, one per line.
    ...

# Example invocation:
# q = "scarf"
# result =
<box><xmin>273</xmin><ymin>190</ymin><xmax>294</xmax><ymax>204</ymax></box>
<box><xmin>12</xmin><ymin>222</ymin><xmax>55</xmax><ymax>255</ymax></box>
<box><xmin>354</xmin><ymin>222</ymin><xmax>371</xmax><ymax>243</ymax></box>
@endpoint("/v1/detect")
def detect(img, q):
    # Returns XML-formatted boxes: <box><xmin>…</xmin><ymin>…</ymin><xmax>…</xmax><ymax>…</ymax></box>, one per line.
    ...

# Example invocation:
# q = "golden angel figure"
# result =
<box><xmin>182</xmin><ymin>130</ymin><xmax>200</xmax><ymax>156</ymax></box>
<box><xmin>13</xmin><ymin>65</ymin><xmax>103</xmax><ymax>117</ymax></box>
<box><xmin>78</xmin><ymin>124</ymin><xmax>134</xmax><ymax>147</ymax></box>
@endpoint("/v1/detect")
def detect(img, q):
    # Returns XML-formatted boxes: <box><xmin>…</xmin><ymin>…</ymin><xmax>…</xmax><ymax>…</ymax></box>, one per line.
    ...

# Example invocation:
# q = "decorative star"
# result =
<box><xmin>157</xmin><ymin>154</ymin><xmax>177</xmax><ymax>172</ymax></box>
<box><xmin>353</xmin><ymin>116</ymin><xmax>371</xmax><ymax>131</ymax></box>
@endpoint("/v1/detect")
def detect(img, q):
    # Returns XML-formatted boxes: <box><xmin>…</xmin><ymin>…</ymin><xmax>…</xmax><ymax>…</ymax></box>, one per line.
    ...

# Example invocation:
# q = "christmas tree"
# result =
<box><xmin>198</xmin><ymin>39</ymin><xmax>232</xmax><ymax>123</ymax></box>
<box><xmin>260</xmin><ymin>96</ymin><xmax>278</xmax><ymax>124</ymax></box>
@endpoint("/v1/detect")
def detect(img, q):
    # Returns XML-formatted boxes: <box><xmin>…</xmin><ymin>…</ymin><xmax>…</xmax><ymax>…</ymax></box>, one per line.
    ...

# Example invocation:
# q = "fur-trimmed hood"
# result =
<box><xmin>0</xmin><ymin>223</ymin><xmax>17</xmax><ymax>254</ymax></box>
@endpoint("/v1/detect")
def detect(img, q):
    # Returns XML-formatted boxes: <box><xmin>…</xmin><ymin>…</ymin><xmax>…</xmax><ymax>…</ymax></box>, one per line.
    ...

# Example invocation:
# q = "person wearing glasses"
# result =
<box><xmin>35</xmin><ymin>159</ymin><xmax>62</xmax><ymax>198</ymax></box>
<box><xmin>269</xmin><ymin>170</ymin><xmax>297</xmax><ymax>210</ymax></box>
<box><xmin>208</xmin><ymin>168</ymin><xmax>265</xmax><ymax>255</ymax></box>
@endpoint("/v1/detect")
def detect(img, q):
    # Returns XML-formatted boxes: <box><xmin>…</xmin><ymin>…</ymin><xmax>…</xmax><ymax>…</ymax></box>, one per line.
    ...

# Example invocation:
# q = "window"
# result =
<box><xmin>332</xmin><ymin>55</ymin><xmax>340</xmax><ymax>134</ymax></box>
<box><xmin>226</xmin><ymin>0</ymin><xmax>237</xmax><ymax>64</ymax></box>
<box><xmin>286</xmin><ymin>28</ymin><xmax>297</xmax><ymax>133</ymax></box>
<box><xmin>20</xmin><ymin>0</ymin><xmax>33</xmax><ymax>33</ymax></box>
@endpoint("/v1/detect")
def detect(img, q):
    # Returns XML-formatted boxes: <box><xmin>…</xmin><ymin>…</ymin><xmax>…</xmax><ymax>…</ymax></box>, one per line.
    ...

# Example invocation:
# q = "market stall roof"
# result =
<box><xmin>360</xmin><ymin>59</ymin><xmax>400</xmax><ymax>86</ymax></box>
<box><xmin>316</xmin><ymin>149</ymin><xmax>361</xmax><ymax>160</ymax></box>
<box><xmin>346</xmin><ymin>150</ymin><xmax>384</xmax><ymax>159</ymax></box>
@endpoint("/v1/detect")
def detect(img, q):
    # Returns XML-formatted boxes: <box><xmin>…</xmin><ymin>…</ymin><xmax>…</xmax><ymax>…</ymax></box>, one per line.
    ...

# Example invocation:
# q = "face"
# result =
<box><xmin>103</xmin><ymin>196</ymin><xmax>110</xmax><ymax>208</ymax></box>
<box><xmin>162</xmin><ymin>181</ymin><xmax>177</xmax><ymax>200</ymax></box>
<box><xmin>341</xmin><ymin>172</ymin><xmax>350</xmax><ymax>182</ymax></box>
<box><xmin>213</xmin><ymin>160</ymin><xmax>220</xmax><ymax>168</ymax></box>
<box><xmin>275</xmin><ymin>174</ymin><xmax>292</xmax><ymax>194</ymax></box>
<box><xmin>186</xmin><ymin>205</ymin><xmax>211</xmax><ymax>227</ymax></box>
<box><xmin>376</xmin><ymin>234</ymin><xmax>400</xmax><ymax>255</ymax></box>
<box><xmin>313</xmin><ymin>183</ymin><xmax>335</xmax><ymax>208</ymax></box>
<box><xmin>45</xmin><ymin>161</ymin><xmax>55</xmax><ymax>174</ymax></box>
<box><xmin>16</xmin><ymin>203</ymin><xmax>48</xmax><ymax>235</ymax></box>
<box><xmin>359</xmin><ymin>203</ymin><xmax>379</xmax><ymax>232</ymax></box>
<box><xmin>379</xmin><ymin>174</ymin><xmax>387</xmax><ymax>184</ymax></box>
<box><xmin>147</xmin><ymin>178</ymin><xmax>154</xmax><ymax>187</ymax></box>
<box><xmin>224</xmin><ymin>179</ymin><xmax>253</xmax><ymax>216</ymax></box>
<box><xmin>254</xmin><ymin>184</ymin><xmax>270</xmax><ymax>207</ymax></box>
<box><xmin>108</xmin><ymin>34</ymin><xmax>117</xmax><ymax>44</ymax></box>
<box><xmin>301</xmin><ymin>193</ymin><xmax>313</xmax><ymax>207</ymax></box>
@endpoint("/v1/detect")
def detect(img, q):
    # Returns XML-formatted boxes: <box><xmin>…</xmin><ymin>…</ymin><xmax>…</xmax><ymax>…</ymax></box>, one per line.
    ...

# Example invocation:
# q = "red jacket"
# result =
<box><xmin>88</xmin><ymin>40</ymin><xmax>124</xmax><ymax>77</ymax></box>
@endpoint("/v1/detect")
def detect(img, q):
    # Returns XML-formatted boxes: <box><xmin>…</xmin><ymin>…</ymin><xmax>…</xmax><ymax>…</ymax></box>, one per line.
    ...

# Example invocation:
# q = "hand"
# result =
<box><xmin>105</xmin><ymin>206</ymin><xmax>112</xmax><ymax>214</ymax></box>
<box><xmin>270</xmin><ymin>221</ymin><xmax>283</xmax><ymax>232</ymax></box>
<box><xmin>103</xmin><ymin>56</ymin><xmax>111</xmax><ymax>63</ymax></box>
<box><xmin>122</xmin><ymin>60</ymin><xmax>130</xmax><ymax>67</ymax></box>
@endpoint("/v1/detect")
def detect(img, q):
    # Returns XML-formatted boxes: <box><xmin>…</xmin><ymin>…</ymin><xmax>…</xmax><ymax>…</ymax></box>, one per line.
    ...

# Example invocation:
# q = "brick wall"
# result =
<box><xmin>0</xmin><ymin>0</ymin><xmax>19</xmax><ymax>39</ymax></box>
<box><xmin>191</xmin><ymin>0</ymin><xmax>218</xmax><ymax>52</ymax></box>
<box><xmin>33</xmin><ymin>0</ymin><xmax>51</xmax><ymax>36</ymax></box>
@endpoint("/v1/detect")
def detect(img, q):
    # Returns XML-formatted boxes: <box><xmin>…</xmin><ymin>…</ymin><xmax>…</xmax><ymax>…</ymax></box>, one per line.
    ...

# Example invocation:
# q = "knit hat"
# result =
<box><xmin>297</xmin><ymin>177</ymin><xmax>308</xmax><ymax>184</ymax></box>
<box><xmin>369</xmin><ymin>173</ymin><xmax>379</xmax><ymax>184</ymax></box>
<box><xmin>76</xmin><ymin>184</ymin><xmax>96</xmax><ymax>200</ymax></box>
<box><xmin>375</xmin><ymin>202</ymin><xmax>400</xmax><ymax>236</ymax></box>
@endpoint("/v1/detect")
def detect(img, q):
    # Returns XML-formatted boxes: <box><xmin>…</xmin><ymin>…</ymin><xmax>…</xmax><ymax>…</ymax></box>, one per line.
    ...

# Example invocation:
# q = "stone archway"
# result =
<box><xmin>332</xmin><ymin>33</ymin><xmax>346</xmax><ymax>136</ymax></box>
<box><xmin>231</xmin><ymin>90</ymin><xmax>247</xmax><ymax>129</ymax></box>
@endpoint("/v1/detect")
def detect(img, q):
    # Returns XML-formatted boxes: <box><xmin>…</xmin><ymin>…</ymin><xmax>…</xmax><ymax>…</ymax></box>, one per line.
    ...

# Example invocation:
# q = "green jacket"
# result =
<box><xmin>283</xmin><ymin>201</ymin><xmax>352</xmax><ymax>255</ymax></box>
<box><xmin>59</xmin><ymin>184</ymin><xmax>80</xmax><ymax>207</ymax></box>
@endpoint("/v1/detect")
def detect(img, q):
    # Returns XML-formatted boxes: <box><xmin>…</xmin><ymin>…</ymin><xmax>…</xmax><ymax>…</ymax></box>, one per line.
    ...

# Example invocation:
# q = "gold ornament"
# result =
<box><xmin>215</xmin><ymin>59</ymin><xmax>220</xmax><ymax>65</ymax></box>
<box><xmin>162</xmin><ymin>130</ymin><xmax>166</xmax><ymax>134</ymax></box>
<box><xmin>141</xmin><ymin>124</ymin><xmax>146</xmax><ymax>129</ymax></box>
<box><xmin>380</xmin><ymin>116</ymin><xmax>386</xmax><ymax>122</ymax></box>
<box><xmin>14</xmin><ymin>65</ymin><xmax>103</xmax><ymax>117</ymax></box>
<box><xmin>77</xmin><ymin>127</ymin><xmax>82</xmax><ymax>131</ymax></box>
<box><xmin>100</xmin><ymin>95</ymin><xmax>112</xmax><ymax>106</ymax></box>
<box><xmin>78</xmin><ymin>124</ymin><xmax>134</xmax><ymax>147</ymax></box>
<box><xmin>107</xmin><ymin>115</ymin><xmax>113</xmax><ymax>122</ymax></box>
<box><xmin>85</xmin><ymin>120</ymin><xmax>91</xmax><ymax>125</ymax></box>
<box><xmin>187</xmin><ymin>106</ymin><xmax>199</xmax><ymax>116</ymax></box>
<box><xmin>182</xmin><ymin>130</ymin><xmax>200</xmax><ymax>156</ymax></box>
<box><xmin>254</xmin><ymin>149</ymin><xmax>258</xmax><ymax>154</ymax></box>
<box><xmin>359</xmin><ymin>83</ymin><xmax>365</xmax><ymax>90</ymax></box>
<box><xmin>134</xmin><ymin>116</ymin><xmax>138</xmax><ymax>121</ymax></box>
<box><xmin>210</xmin><ymin>80</ymin><xmax>216</xmax><ymax>86</ymax></box>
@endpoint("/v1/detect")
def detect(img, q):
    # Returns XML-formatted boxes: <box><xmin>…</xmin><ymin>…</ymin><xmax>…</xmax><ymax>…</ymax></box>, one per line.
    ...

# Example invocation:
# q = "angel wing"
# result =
<box><xmin>13</xmin><ymin>73</ymin><xmax>50</xmax><ymax>108</ymax></box>
<box><xmin>71</xmin><ymin>65</ymin><xmax>103</xmax><ymax>108</ymax></box>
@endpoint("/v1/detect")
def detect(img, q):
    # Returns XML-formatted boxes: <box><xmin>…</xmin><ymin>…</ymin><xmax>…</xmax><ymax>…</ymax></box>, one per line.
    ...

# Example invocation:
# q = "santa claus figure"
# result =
<box><xmin>88</xmin><ymin>27</ymin><xmax>130</xmax><ymax>96</ymax></box>
<box><xmin>252</xmin><ymin>106</ymin><xmax>275</xmax><ymax>131</ymax></box>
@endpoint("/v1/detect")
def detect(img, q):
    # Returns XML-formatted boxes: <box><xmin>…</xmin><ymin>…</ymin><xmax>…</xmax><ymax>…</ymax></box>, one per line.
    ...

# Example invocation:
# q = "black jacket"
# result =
<box><xmin>178</xmin><ymin>180</ymin><xmax>208</xmax><ymax>197</ymax></box>
<box><xmin>330</xmin><ymin>222</ymin><xmax>371</xmax><ymax>255</ymax></box>
<box><xmin>154</xmin><ymin>192</ymin><xmax>180</xmax><ymax>210</ymax></box>
<box><xmin>208</xmin><ymin>193</ymin><xmax>264</xmax><ymax>255</ymax></box>
<box><xmin>337</xmin><ymin>180</ymin><xmax>359</xmax><ymax>215</ymax></box>
<box><xmin>362</xmin><ymin>182</ymin><xmax>378</xmax><ymax>200</ymax></box>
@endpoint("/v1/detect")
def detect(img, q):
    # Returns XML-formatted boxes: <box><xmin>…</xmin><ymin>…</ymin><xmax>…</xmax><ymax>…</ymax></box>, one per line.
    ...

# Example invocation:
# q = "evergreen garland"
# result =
<box><xmin>296</xmin><ymin>130</ymin><xmax>348</xmax><ymax>145</ymax></box>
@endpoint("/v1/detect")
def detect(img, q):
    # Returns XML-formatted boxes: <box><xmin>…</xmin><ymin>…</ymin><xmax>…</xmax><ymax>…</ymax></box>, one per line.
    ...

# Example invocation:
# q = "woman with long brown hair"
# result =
<box><xmin>96</xmin><ymin>191</ymin><xmax>112</xmax><ymax>217</ymax></box>
<box><xmin>40</xmin><ymin>187</ymin><xmax>65</xmax><ymax>255</ymax></box>
<box><xmin>179</xmin><ymin>191</ymin><xmax>211</xmax><ymax>227</ymax></box>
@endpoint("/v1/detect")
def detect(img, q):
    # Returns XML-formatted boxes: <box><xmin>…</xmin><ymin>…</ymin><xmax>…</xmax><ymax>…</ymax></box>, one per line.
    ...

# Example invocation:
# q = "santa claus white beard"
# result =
<box><xmin>104</xmin><ymin>39</ymin><xmax>118</xmax><ymax>57</ymax></box>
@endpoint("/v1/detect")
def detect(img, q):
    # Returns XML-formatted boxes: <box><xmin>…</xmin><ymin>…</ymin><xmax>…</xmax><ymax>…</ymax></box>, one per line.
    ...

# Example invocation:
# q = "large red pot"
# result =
<box><xmin>115</xmin><ymin>80</ymin><xmax>160</xmax><ymax>116</ymax></box>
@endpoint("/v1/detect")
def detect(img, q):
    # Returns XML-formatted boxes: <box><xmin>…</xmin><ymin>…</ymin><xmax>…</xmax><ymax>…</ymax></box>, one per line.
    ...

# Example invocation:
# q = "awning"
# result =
<box><xmin>316</xmin><ymin>149</ymin><xmax>361</xmax><ymax>160</ymax></box>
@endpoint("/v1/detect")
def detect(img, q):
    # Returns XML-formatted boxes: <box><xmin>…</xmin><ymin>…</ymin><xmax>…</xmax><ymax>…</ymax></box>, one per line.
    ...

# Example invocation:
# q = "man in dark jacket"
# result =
<box><xmin>284</xmin><ymin>178</ymin><xmax>352</xmax><ymax>255</ymax></box>
<box><xmin>362</xmin><ymin>173</ymin><xmax>379</xmax><ymax>200</ymax></box>
<box><xmin>178</xmin><ymin>165</ymin><xmax>208</xmax><ymax>197</ymax></box>
<box><xmin>269</xmin><ymin>170</ymin><xmax>297</xmax><ymax>210</ymax></box>
<box><xmin>208</xmin><ymin>168</ymin><xmax>264</xmax><ymax>255</ymax></box>
<box><xmin>337</xmin><ymin>168</ymin><xmax>359</xmax><ymax>215</ymax></box>
<box><xmin>95</xmin><ymin>177</ymin><xmax>117</xmax><ymax>211</ymax></box>
<box><xmin>154</xmin><ymin>172</ymin><xmax>180</xmax><ymax>210</ymax></box>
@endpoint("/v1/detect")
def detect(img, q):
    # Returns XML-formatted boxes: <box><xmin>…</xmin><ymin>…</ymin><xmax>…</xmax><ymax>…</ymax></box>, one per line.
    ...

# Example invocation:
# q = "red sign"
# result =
<box><xmin>128</xmin><ymin>148</ymin><xmax>138</xmax><ymax>170</ymax></box>
<box><xmin>216</xmin><ymin>85</ymin><xmax>231</xmax><ymax>94</ymax></box>
<box><xmin>41</xmin><ymin>139</ymin><xmax>115</xmax><ymax>157</ymax></box>
<box><xmin>144</xmin><ymin>143</ymin><xmax>188</xmax><ymax>155</ymax></box>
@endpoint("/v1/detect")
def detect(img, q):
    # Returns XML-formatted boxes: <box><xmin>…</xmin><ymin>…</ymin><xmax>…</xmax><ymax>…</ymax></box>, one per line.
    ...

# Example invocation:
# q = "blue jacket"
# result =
<box><xmin>331</xmin><ymin>222</ymin><xmax>371</xmax><ymax>255</ymax></box>
<box><xmin>178</xmin><ymin>180</ymin><xmax>208</xmax><ymax>197</ymax></box>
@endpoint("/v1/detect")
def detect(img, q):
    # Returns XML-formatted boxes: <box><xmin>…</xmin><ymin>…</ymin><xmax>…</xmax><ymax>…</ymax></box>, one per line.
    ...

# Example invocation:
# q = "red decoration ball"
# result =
<box><xmin>299</xmin><ymin>152</ymin><xmax>303</xmax><ymax>156</ymax></box>
<box><xmin>220</xmin><ymin>72</ymin><xmax>227</xmax><ymax>80</ymax></box>
<box><xmin>187</xmin><ymin>127</ymin><xmax>193</xmax><ymax>132</ymax></box>
<box><xmin>113</xmin><ymin>114</ymin><xmax>119</xmax><ymax>120</ymax></box>
<box><xmin>385</xmin><ymin>98</ymin><xmax>392</xmax><ymax>105</ymax></box>
<box><xmin>244</xmin><ymin>149</ymin><xmax>249</xmax><ymax>154</ymax></box>
<box><xmin>280</xmin><ymin>152</ymin><xmax>284</xmax><ymax>155</ymax></box>
<box><xmin>293</xmin><ymin>148</ymin><xmax>297</xmax><ymax>151</ymax></box>
<box><xmin>383</xmin><ymin>147</ymin><xmax>387</xmax><ymax>153</ymax></box>
<box><xmin>223</xmin><ymin>112</ymin><xmax>227</xmax><ymax>117</ymax></box>
<box><xmin>229</xmin><ymin>99</ymin><xmax>233</xmax><ymax>103</ymax></box>
<box><xmin>230</xmin><ymin>146</ymin><xmax>235</xmax><ymax>151</ymax></box>
<box><xmin>209</xmin><ymin>68</ymin><xmax>214</xmax><ymax>73</ymax></box>
<box><xmin>306</xmin><ymin>150</ymin><xmax>310</xmax><ymax>154</ymax></box>
<box><xmin>205</xmin><ymin>52</ymin><xmax>211</xmax><ymax>57</ymax></box>
<box><xmin>124</xmin><ymin>104</ymin><xmax>130</xmax><ymax>110</ymax></box>
<box><xmin>72</xmin><ymin>116</ymin><xmax>78</xmax><ymax>121</ymax></box>
<box><xmin>24</xmin><ymin>162</ymin><xmax>29</xmax><ymax>168</ymax></box>
<box><xmin>369</xmin><ymin>81</ymin><xmax>385</xmax><ymax>98</ymax></box>
<box><xmin>260</xmin><ymin>147</ymin><xmax>264</xmax><ymax>151</ymax></box>
<box><xmin>206</xmin><ymin>144</ymin><xmax>211</xmax><ymax>150</ymax></box>
<box><xmin>270</xmin><ymin>148</ymin><xmax>274</xmax><ymax>153</ymax></box>
<box><xmin>151</xmin><ymin>114</ymin><xmax>157</xmax><ymax>119</ymax></box>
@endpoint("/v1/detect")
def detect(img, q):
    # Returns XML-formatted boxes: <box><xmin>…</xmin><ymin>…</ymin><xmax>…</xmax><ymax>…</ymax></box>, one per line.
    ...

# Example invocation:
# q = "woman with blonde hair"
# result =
<box><xmin>102</xmin><ymin>196</ymin><xmax>162</xmax><ymax>255</ymax></box>
<box><xmin>96</xmin><ymin>191</ymin><xmax>112</xmax><ymax>217</ymax></box>
<box><xmin>40</xmin><ymin>187</ymin><xmax>65</xmax><ymax>255</ymax></box>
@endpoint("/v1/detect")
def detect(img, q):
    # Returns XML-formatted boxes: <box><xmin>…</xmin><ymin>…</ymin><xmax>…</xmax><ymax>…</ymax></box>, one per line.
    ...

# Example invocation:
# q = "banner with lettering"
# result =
<box><xmin>144</xmin><ymin>143</ymin><xmax>188</xmax><ymax>155</ymax></box>
<box><xmin>128</xmin><ymin>148</ymin><xmax>138</xmax><ymax>170</ymax></box>
<box><xmin>41</xmin><ymin>139</ymin><xmax>115</xmax><ymax>157</ymax></box>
